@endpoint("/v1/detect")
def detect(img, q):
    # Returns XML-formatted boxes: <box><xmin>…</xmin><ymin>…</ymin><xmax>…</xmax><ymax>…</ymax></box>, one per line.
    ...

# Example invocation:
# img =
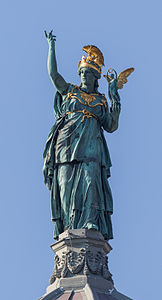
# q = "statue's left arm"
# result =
<box><xmin>102</xmin><ymin>80</ymin><xmax>121</xmax><ymax>133</ymax></box>
<box><xmin>102</xmin><ymin>102</ymin><xmax>121</xmax><ymax>133</ymax></box>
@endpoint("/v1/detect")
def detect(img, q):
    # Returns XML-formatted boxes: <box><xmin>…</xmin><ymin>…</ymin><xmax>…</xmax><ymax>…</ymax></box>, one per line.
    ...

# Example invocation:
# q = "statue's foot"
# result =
<box><xmin>86</xmin><ymin>223</ymin><xmax>98</xmax><ymax>231</ymax></box>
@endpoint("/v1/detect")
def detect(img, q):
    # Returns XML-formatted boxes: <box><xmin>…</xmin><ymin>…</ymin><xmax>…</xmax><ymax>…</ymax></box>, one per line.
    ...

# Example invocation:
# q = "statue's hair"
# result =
<box><xmin>78</xmin><ymin>67</ymin><xmax>101</xmax><ymax>93</ymax></box>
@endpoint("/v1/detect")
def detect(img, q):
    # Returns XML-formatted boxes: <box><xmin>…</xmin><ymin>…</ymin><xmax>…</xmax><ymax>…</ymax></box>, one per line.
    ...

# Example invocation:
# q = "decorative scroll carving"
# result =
<box><xmin>86</xmin><ymin>250</ymin><xmax>102</xmax><ymax>274</ymax></box>
<box><xmin>67</xmin><ymin>248</ymin><xmax>86</xmax><ymax>274</ymax></box>
<box><xmin>102</xmin><ymin>256</ymin><xmax>113</xmax><ymax>283</ymax></box>
<box><xmin>49</xmin><ymin>248</ymin><xmax>113</xmax><ymax>284</ymax></box>
<box><xmin>49</xmin><ymin>252</ymin><xmax>68</xmax><ymax>284</ymax></box>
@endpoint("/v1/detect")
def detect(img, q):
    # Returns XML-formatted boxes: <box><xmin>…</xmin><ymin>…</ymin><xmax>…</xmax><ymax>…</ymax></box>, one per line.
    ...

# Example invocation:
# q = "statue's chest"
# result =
<box><xmin>71</xmin><ymin>92</ymin><xmax>98</xmax><ymax>106</ymax></box>
<box><xmin>64</xmin><ymin>88</ymin><xmax>107</xmax><ymax>112</ymax></box>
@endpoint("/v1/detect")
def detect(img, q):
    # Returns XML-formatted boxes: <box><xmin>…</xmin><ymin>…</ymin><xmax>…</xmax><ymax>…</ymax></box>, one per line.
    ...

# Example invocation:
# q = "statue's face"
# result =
<box><xmin>80</xmin><ymin>67</ymin><xmax>96</xmax><ymax>87</ymax></box>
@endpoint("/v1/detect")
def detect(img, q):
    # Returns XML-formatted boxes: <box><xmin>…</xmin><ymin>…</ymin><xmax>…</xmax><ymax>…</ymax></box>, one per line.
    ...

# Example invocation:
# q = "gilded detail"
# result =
<box><xmin>104</xmin><ymin>68</ymin><xmax>134</xmax><ymax>90</ymax></box>
<box><xmin>66</xmin><ymin>109</ymin><xmax>98</xmax><ymax>123</ymax></box>
<box><xmin>66</xmin><ymin>86</ymin><xmax>108</xmax><ymax>108</ymax></box>
<box><xmin>80</xmin><ymin>92</ymin><xmax>96</xmax><ymax>105</ymax></box>
<box><xmin>78</xmin><ymin>45</ymin><xmax>105</xmax><ymax>74</ymax></box>
<box><xmin>66</xmin><ymin>92</ymin><xmax>73</xmax><ymax>100</ymax></box>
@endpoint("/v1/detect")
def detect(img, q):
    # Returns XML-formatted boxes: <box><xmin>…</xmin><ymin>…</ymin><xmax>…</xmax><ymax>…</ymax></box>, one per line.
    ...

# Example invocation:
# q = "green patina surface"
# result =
<box><xmin>43</xmin><ymin>31</ymin><xmax>121</xmax><ymax>240</ymax></box>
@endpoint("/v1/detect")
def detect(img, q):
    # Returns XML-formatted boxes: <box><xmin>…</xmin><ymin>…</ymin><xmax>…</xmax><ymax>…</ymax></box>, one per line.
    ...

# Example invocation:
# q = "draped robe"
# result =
<box><xmin>43</xmin><ymin>84</ymin><xmax>119</xmax><ymax>240</ymax></box>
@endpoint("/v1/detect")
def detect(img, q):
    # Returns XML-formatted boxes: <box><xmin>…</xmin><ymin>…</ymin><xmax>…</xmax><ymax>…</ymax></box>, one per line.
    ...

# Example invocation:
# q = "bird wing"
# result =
<box><xmin>117</xmin><ymin>67</ymin><xmax>134</xmax><ymax>89</ymax></box>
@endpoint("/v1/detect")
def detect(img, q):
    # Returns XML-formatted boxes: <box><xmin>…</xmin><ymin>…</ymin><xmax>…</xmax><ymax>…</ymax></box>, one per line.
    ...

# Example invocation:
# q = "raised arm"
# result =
<box><xmin>45</xmin><ymin>30</ymin><xmax>69</xmax><ymax>94</ymax></box>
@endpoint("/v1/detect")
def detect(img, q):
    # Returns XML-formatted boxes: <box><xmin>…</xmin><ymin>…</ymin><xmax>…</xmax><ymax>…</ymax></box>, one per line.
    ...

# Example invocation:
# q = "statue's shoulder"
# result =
<box><xmin>96</xmin><ymin>92</ymin><xmax>107</xmax><ymax>99</ymax></box>
<box><xmin>93</xmin><ymin>92</ymin><xmax>108</xmax><ymax>104</ymax></box>
<box><xmin>64</xmin><ymin>85</ymin><xmax>81</xmax><ymax>99</ymax></box>
<box><xmin>62</xmin><ymin>84</ymin><xmax>78</xmax><ymax>96</ymax></box>
<box><xmin>69</xmin><ymin>84</ymin><xmax>80</xmax><ymax>93</ymax></box>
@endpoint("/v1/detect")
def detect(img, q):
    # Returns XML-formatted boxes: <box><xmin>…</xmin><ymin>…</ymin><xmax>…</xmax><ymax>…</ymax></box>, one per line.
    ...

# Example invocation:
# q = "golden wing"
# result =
<box><xmin>117</xmin><ymin>67</ymin><xmax>134</xmax><ymax>89</ymax></box>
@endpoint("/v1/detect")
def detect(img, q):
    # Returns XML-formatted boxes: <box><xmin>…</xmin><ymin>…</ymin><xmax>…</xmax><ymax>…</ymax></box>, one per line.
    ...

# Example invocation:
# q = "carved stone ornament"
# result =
<box><xmin>49</xmin><ymin>247</ymin><xmax>113</xmax><ymax>285</ymax></box>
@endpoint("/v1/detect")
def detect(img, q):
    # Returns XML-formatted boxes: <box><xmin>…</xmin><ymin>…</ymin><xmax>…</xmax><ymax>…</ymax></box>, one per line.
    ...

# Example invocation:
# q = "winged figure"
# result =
<box><xmin>104</xmin><ymin>67</ymin><xmax>134</xmax><ymax>103</ymax></box>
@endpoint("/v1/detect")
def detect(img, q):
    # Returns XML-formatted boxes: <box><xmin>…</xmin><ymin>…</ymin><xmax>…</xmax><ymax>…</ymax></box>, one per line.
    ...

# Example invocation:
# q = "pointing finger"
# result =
<box><xmin>44</xmin><ymin>30</ymin><xmax>48</xmax><ymax>38</ymax></box>
<box><xmin>49</xmin><ymin>29</ymin><xmax>53</xmax><ymax>36</ymax></box>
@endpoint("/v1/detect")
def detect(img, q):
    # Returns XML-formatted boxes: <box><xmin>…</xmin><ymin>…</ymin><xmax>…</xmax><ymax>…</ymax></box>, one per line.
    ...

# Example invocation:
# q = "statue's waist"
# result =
<box><xmin>65</xmin><ymin>109</ymin><xmax>98</xmax><ymax>123</ymax></box>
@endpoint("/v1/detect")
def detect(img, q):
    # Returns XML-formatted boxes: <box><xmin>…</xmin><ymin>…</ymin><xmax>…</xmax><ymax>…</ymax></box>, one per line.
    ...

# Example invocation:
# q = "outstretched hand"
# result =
<box><xmin>44</xmin><ymin>30</ymin><xmax>56</xmax><ymax>43</ymax></box>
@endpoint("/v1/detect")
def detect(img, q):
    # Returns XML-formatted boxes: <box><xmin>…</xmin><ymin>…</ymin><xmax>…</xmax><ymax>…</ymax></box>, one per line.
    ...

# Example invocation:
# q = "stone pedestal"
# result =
<box><xmin>39</xmin><ymin>229</ymin><xmax>133</xmax><ymax>300</ymax></box>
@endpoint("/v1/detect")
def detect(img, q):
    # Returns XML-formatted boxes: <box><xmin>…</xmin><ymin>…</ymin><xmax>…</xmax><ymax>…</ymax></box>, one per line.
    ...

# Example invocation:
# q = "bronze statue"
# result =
<box><xmin>43</xmin><ymin>30</ymin><xmax>134</xmax><ymax>240</ymax></box>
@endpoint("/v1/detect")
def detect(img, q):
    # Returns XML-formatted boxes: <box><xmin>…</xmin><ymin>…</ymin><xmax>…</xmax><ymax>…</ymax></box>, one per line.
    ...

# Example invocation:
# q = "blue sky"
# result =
<box><xmin>1</xmin><ymin>1</ymin><xmax>162</xmax><ymax>299</ymax></box>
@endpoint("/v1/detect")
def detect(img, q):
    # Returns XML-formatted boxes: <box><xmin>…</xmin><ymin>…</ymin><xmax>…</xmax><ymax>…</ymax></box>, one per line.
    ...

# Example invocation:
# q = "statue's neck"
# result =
<box><xmin>80</xmin><ymin>84</ymin><xmax>95</xmax><ymax>94</ymax></box>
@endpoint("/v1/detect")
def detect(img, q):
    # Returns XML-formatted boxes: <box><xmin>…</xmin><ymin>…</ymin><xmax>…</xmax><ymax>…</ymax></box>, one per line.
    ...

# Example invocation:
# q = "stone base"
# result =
<box><xmin>39</xmin><ymin>229</ymin><xmax>133</xmax><ymax>300</ymax></box>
